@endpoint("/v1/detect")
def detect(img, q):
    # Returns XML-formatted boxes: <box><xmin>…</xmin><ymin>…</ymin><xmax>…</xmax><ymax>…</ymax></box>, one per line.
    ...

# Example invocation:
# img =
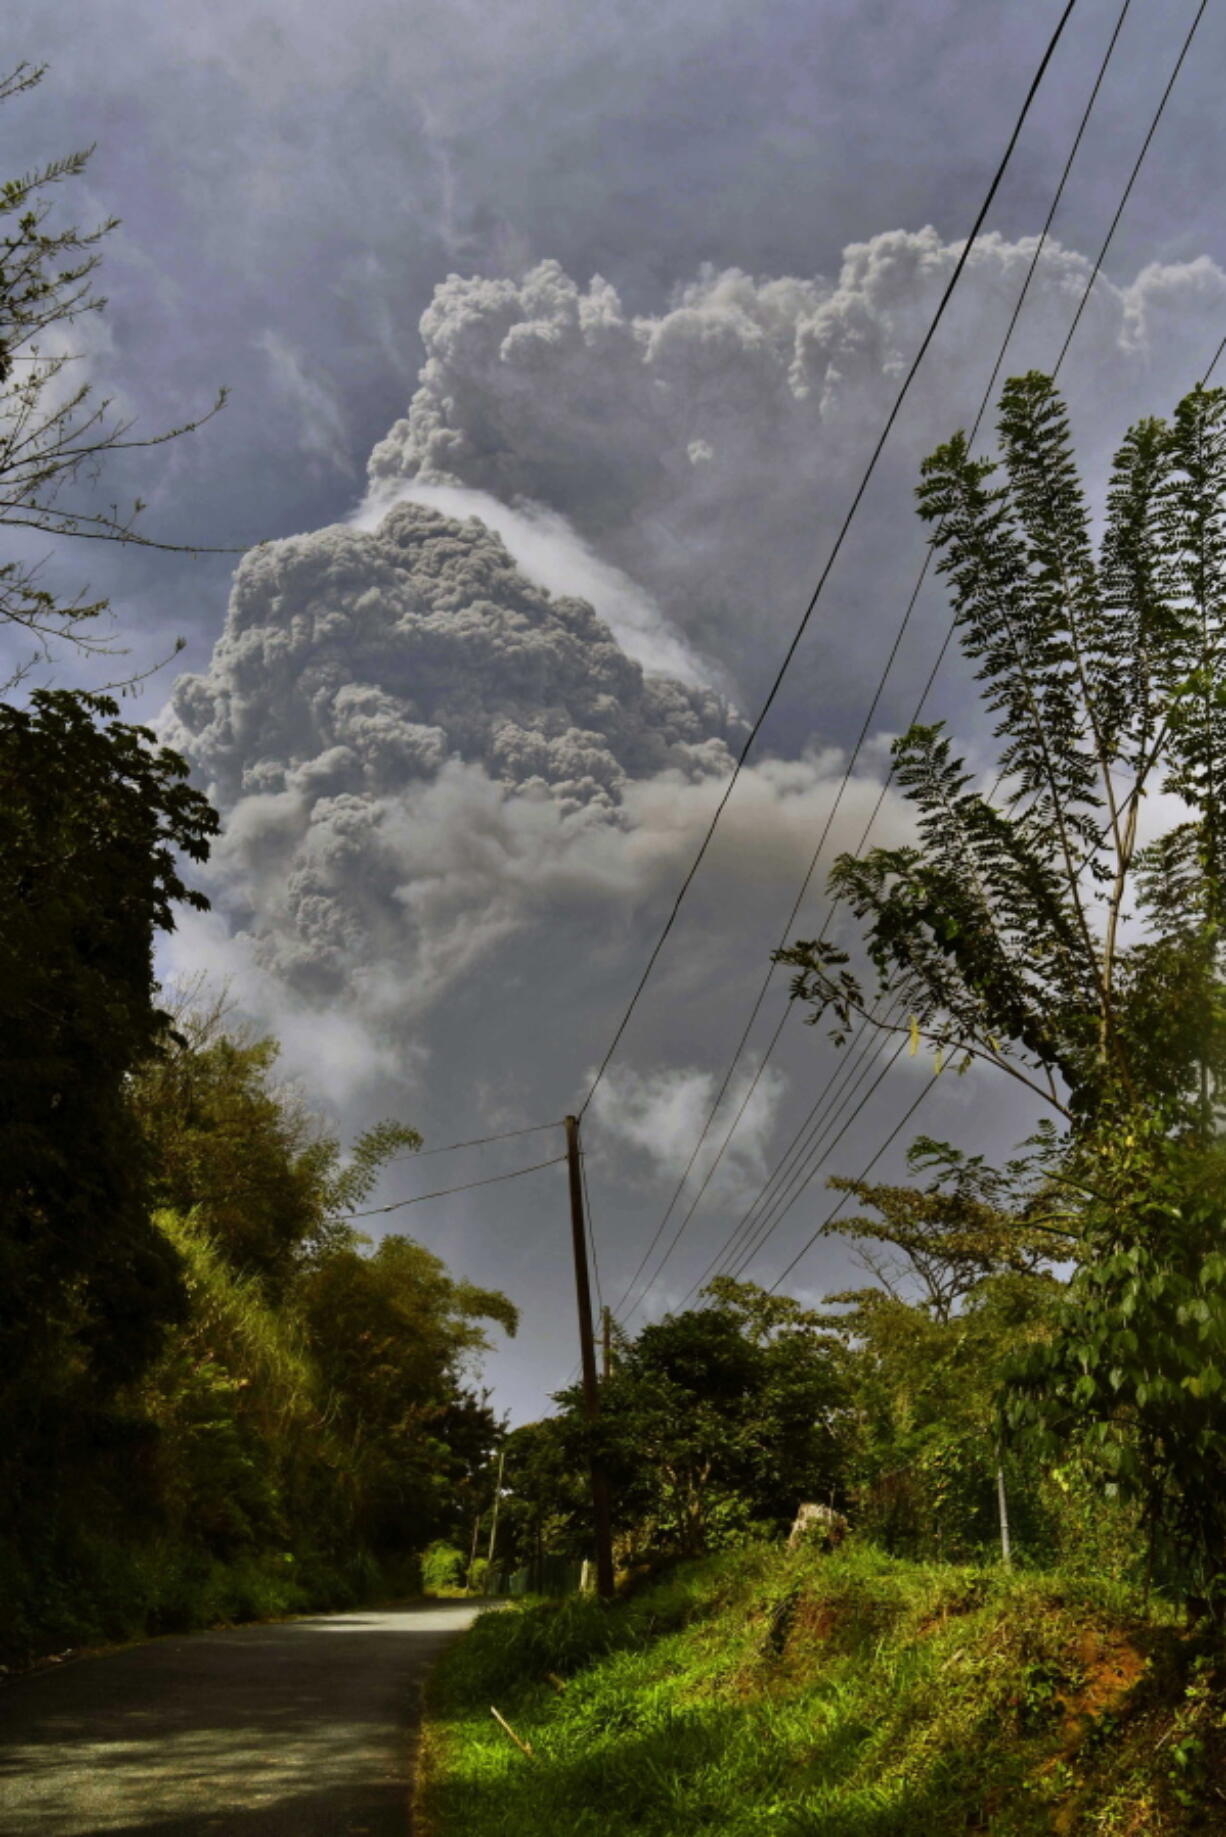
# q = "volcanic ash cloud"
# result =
<box><xmin>366</xmin><ymin>240</ymin><xmax>1226</xmax><ymax>710</ymax></box>
<box><xmin>166</xmin><ymin>500</ymin><xmax>742</xmax><ymax>1015</ymax></box>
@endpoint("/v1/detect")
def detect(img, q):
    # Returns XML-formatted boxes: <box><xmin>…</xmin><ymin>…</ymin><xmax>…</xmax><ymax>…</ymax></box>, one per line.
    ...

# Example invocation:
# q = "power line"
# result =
<box><xmin>612</xmin><ymin>0</ymin><xmax>1131</xmax><ymax>1322</ymax></box>
<box><xmin>661</xmin><ymin>998</ymin><xmax>904</xmax><ymax>1311</ymax></box>
<box><xmin>608</xmin><ymin>529</ymin><xmax>931</xmax><ymax>1316</ymax></box>
<box><xmin>714</xmin><ymin>999</ymin><xmax>909</xmax><ymax>1282</ymax></box>
<box><xmin>618</xmin><ymin>638</ymin><xmax>956</xmax><ymax>1319</ymax></box>
<box><xmin>767</xmin><ymin>1075</ymin><xmax>937</xmax><ymax>1294</ymax></box>
<box><xmin>576</xmin><ymin>0</ymin><xmax>1081</xmax><ymax>1127</ymax></box>
<box><xmin>632</xmin><ymin>990</ymin><xmax>907</xmax><ymax>1320</ymax></box>
<box><xmin>609</xmin><ymin>992</ymin><xmax>792</xmax><ymax>1318</ymax></box>
<box><xmin>1053</xmin><ymin>0</ymin><xmax>1209</xmax><ymax>376</ymax></box>
<box><xmin>725</xmin><ymin>1031</ymin><xmax>912</xmax><ymax>1283</ymax></box>
<box><xmin>678</xmin><ymin>1009</ymin><xmax>845</xmax><ymax>1298</ymax></box>
<box><xmin>388</xmin><ymin>1120</ymin><xmax>561</xmax><ymax>1162</ymax></box>
<box><xmin>339</xmin><ymin>1154</ymin><xmax>567</xmax><ymax>1220</ymax></box>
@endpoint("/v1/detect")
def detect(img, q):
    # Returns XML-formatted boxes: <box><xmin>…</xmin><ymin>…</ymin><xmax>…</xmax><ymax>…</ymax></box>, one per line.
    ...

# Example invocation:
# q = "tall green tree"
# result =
<box><xmin>0</xmin><ymin>691</ymin><xmax>216</xmax><ymax>1414</ymax></box>
<box><xmin>552</xmin><ymin>1282</ymin><xmax>849</xmax><ymax>1558</ymax></box>
<box><xmin>782</xmin><ymin>375</ymin><xmax>1226</xmax><ymax>1132</ymax></box>
<box><xmin>129</xmin><ymin>1004</ymin><xmax>421</xmax><ymax>1295</ymax></box>
<box><xmin>298</xmin><ymin>1237</ymin><xmax>517</xmax><ymax>1552</ymax></box>
<box><xmin>780</xmin><ymin>374</ymin><xmax>1226</xmax><ymax>1601</ymax></box>
<box><xmin>0</xmin><ymin>690</ymin><xmax>217</xmax><ymax>1641</ymax></box>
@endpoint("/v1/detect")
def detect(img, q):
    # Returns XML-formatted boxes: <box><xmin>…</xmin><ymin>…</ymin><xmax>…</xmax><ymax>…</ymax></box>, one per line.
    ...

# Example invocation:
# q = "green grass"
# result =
<box><xmin>417</xmin><ymin>1542</ymin><xmax>1226</xmax><ymax>1836</ymax></box>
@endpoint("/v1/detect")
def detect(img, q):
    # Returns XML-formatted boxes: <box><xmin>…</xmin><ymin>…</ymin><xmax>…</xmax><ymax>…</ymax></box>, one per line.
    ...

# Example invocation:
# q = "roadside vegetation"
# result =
<box><xmin>0</xmin><ymin>982</ymin><xmax>518</xmax><ymax>1668</ymax></box>
<box><xmin>0</xmin><ymin>72</ymin><xmax>515</xmax><ymax>1668</ymax></box>
<box><xmin>418</xmin><ymin>1545</ymin><xmax>1224</xmax><ymax>1837</ymax></box>
<box><xmin>425</xmin><ymin>370</ymin><xmax>1226</xmax><ymax>1831</ymax></box>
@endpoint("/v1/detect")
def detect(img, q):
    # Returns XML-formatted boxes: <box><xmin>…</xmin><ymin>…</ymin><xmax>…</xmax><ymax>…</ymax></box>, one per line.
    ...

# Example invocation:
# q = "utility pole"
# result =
<box><xmin>486</xmin><ymin>1447</ymin><xmax>505</xmax><ymax>1567</ymax></box>
<box><xmin>565</xmin><ymin>1115</ymin><xmax>615</xmax><ymax>1598</ymax></box>
<box><xmin>602</xmin><ymin>1305</ymin><xmax>613</xmax><ymax>1381</ymax></box>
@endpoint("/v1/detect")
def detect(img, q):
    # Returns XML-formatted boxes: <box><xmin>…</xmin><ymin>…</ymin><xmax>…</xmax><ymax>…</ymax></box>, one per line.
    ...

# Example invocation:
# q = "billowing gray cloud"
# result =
<box><xmin>166</xmin><ymin>500</ymin><xmax>748</xmax><ymax>1008</ymax></box>
<box><xmin>169</xmin><ymin>500</ymin><xmax>736</xmax><ymax>805</ymax></box>
<box><xmin>357</xmin><ymin>482</ymin><xmax>722</xmax><ymax>691</ymax></box>
<box><xmin>167</xmin><ymin>491</ymin><xmax>913</xmax><ymax>1062</ymax></box>
<box><xmin>367</xmin><ymin>241</ymin><xmax>1226</xmax><ymax>719</ymax></box>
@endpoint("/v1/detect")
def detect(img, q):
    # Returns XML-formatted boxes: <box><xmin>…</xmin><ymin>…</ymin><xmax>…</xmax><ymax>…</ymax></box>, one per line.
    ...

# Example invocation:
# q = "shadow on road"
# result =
<box><xmin>30</xmin><ymin>1780</ymin><xmax>413</xmax><ymax>1836</ymax></box>
<box><xmin>0</xmin><ymin>1603</ymin><xmax>482</xmax><ymax>1836</ymax></box>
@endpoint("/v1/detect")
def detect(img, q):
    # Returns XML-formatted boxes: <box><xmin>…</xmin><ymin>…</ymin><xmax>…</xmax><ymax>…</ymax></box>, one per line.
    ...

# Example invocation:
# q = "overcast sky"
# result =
<box><xmin>7</xmin><ymin>0</ymin><xmax>1225</xmax><ymax>1420</ymax></box>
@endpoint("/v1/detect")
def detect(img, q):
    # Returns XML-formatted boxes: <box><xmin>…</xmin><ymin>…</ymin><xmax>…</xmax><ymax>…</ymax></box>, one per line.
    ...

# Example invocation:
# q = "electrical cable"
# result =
<box><xmin>725</xmin><ymin>1026</ymin><xmax>913</xmax><ymax>1282</ymax></box>
<box><xmin>682</xmin><ymin>1001</ymin><xmax>905</xmax><ymax>1298</ymax></box>
<box><xmin>767</xmin><ymin>1073</ymin><xmax>937</xmax><ymax>1293</ymax></box>
<box><xmin>618</xmin><ymin>994</ymin><xmax>901</xmax><ymax>1325</ymax></box>
<box><xmin>621</xmin><ymin>634</ymin><xmax>957</xmax><ymax>1318</ymax></box>
<box><xmin>607</xmin><ymin>545</ymin><xmax>929</xmax><ymax>1316</ymax></box>
<box><xmin>339</xmin><ymin>1154</ymin><xmax>567</xmax><ymax>1220</ymax></box>
<box><xmin>612</xmin><ymin>0</ymin><xmax>1132</xmax><ymax>1321</ymax></box>
<box><xmin>1052</xmin><ymin>0</ymin><xmax>1209</xmax><ymax>376</ymax></box>
<box><xmin>576</xmin><ymin>0</ymin><xmax>1081</xmax><ymax>1128</ymax></box>
<box><xmin>713</xmin><ymin>996</ymin><xmax>910</xmax><ymax>1286</ymax></box>
<box><xmin>387</xmin><ymin>1120</ymin><xmax>561</xmax><ymax>1162</ymax></box>
<box><xmin>640</xmin><ymin>988</ymin><xmax>908</xmax><ymax>1318</ymax></box>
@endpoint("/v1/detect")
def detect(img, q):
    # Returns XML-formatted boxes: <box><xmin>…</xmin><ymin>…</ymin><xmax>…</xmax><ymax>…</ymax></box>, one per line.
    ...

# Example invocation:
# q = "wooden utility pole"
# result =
<box><xmin>565</xmin><ymin>1115</ymin><xmax>615</xmax><ymax>1598</ymax></box>
<box><xmin>486</xmin><ymin>1447</ymin><xmax>506</xmax><ymax>1566</ymax></box>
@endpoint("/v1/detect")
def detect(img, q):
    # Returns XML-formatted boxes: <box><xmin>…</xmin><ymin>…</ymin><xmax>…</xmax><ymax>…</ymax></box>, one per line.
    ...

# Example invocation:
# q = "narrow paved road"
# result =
<box><xmin>0</xmin><ymin>1602</ymin><xmax>483</xmax><ymax>1835</ymax></box>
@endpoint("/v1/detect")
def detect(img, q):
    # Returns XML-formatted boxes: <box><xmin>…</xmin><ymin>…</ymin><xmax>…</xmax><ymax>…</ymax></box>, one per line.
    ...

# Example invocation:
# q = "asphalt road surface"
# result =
<box><xmin>0</xmin><ymin>1601</ymin><xmax>484</xmax><ymax>1836</ymax></box>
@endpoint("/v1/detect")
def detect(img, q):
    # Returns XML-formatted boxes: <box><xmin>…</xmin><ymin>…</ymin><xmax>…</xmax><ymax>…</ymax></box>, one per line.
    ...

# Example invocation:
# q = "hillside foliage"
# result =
<box><xmin>780</xmin><ymin>373</ymin><xmax>1226</xmax><ymax>1609</ymax></box>
<box><xmin>419</xmin><ymin>1545</ymin><xmax>1225</xmax><ymax>1837</ymax></box>
<box><xmin>0</xmin><ymin>963</ymin><xmax>517</xmax><ymax>1663</ymax></box>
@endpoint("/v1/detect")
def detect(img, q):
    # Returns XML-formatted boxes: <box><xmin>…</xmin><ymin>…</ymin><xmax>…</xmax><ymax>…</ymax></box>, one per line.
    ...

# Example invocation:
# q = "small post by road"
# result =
<box><xmin>486</xmin><ymin>1447</ymin><xmax>506</xmax><ymax>1567</ymax></box>
<box><xmin>565</xmin><ymin>1115</ymin><xmax>615</xmax><ymax>1598</ymax></box>
<box><xmin>465</xmin><ymin>1510</ymin><xmax>482</xmax><ymax>1594</ymax></box>
<box><xmin>996</xmin><ymin>1445</ymin><xmax>1012</xmax><ymax>1569</ymax></box>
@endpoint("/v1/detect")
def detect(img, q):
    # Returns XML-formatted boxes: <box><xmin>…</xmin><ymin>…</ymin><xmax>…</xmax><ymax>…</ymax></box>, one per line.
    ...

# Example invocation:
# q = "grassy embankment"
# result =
<box><xmin>416</xmin><ymin>1542</ymin><xmax>1226</xmax><ymax>1835</ymax></box>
